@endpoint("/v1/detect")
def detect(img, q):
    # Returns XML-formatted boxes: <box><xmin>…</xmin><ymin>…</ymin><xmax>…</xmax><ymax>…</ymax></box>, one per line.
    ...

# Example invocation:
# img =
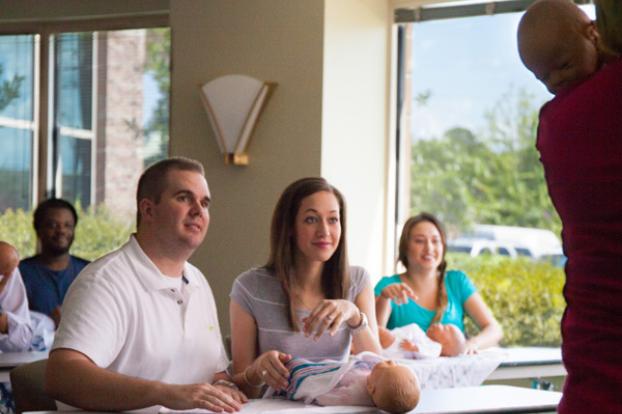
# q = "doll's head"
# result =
<box><xmin>0</xmin><ymin>241</ymin><xmax>19</xmax><ymax>278</ymax></box>
<box><xmin>366</xmin><ymin>360</ymin><xmax>420</xmax><ymax>413</ymax></box>
<box><xmin>426</xmin><ymin>323</ymin><xmax>466</xmax><ymax>356</ymax></box>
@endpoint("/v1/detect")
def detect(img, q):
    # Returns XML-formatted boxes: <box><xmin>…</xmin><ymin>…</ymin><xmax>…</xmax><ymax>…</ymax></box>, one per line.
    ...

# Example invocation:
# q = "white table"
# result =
<box><xmin>487</xmin><ymin>347</ymin><xmax>566</xmax><ymax>381</ymax></box>
<box><xmin>413</xmin><ymin>385</ymin><xmax>561</xmax><ymax>413</ymax></box>
<box><xmin>29</xmin><ymin>385</ymin><xmax>561</xmax><ymax>414</ymax></box>
<box><xmin>0</xmin><ymin>351</ymin><xmax>48</xmax><ymax>382</ymax></box>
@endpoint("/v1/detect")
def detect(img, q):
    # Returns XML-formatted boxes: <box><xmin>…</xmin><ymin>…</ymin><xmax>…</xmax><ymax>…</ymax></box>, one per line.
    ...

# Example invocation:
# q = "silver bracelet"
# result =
<box><xmin>214</xmin><ymin>379</ymin><xmax>239</xmax><ymax>390</ymax></box>
<box><xmin>348</xmin><ymin>311</ymin><xmax>369</xmax><ymax>334</ymax></box>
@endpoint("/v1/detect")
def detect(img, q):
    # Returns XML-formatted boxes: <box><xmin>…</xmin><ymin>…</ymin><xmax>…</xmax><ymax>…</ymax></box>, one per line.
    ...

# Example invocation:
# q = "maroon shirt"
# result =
<box><xmin>537</xmin><ymin>57</ymin><xmax>622</xmax><ymax>413</ymax></box>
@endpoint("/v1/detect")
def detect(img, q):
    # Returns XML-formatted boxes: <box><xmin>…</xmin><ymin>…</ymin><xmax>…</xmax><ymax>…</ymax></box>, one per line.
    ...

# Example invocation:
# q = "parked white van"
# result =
<box><xmin>447</xmin><ymin>237</ymin><xmax>520</xmax><ymax>258</ymax></box>
<box><xmin>447</xmin><ymin>224</ymin><xmax>564</xmax><ymax>263</ymax></box>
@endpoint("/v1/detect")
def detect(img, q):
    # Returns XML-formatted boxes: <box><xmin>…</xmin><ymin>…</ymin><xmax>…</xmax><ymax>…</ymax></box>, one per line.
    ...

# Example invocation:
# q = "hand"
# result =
<box><xmin>399</xmin><ymin>339</ymin><xmax>419</xmax><ymax>353</ymax></box>
<box><xmin>213</xmin><ymin>383</ymin><xmax>248</xmax><ymax>405</ymax></box>
<box><xmin>302</xmin><ymin>299</ymin><xmax>359</xmax><ymax>339</ymax></box>
<box><xmin>250</xmin><ymin>350</ymin><xmax>291</xmax><ymax>391</ymax></box>
<box><xmin>380</xmin><ymin>283</ymin><xmax>417</xmax><ymax>305</ymax></box>
<box><xmin>163</xmin><ymin>382</ymin><xmax>243</xmax><ymax>413</ymax></box>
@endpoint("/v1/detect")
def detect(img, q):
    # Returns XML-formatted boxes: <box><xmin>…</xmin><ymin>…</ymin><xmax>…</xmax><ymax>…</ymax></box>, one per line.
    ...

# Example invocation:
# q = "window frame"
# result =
<box><xmin>0</xmin><ymin>13</ymin><xmax>168</xmax><ymax>208</ymax></box>
<box><xmin>391</xmin><ymin>0</ymin><xmax>592</xmax><ymax>262</ymax></box>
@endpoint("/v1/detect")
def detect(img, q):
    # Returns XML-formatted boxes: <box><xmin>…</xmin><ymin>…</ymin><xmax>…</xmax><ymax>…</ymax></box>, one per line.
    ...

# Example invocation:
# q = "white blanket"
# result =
<box><xmin>396</xmin><ymin>349</ymin><xmax>505</xmax><ymax>389</ymax></box>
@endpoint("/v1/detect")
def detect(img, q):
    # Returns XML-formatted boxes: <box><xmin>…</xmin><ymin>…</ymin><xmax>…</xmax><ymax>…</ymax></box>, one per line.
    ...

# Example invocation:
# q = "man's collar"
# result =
<box><xmin>127</xmin><ymin>235</ymin><xmax>198</xmax><ymax>291</ymax></box>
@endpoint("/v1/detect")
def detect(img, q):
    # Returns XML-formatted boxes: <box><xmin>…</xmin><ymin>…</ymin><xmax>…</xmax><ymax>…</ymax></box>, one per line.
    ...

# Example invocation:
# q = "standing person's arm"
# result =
<box><xmin>0</xmin><ymin>268</ymin><xmax>33</xmax><ymax>351</ymax></box>
<box><xmin>46</xmin><ymin>349</ymin><xmax>243</xmax><ymax>412</ymax></box>
<box><xmin>463</xmin><ymin>292</ymin><xmax>503</xmax><ymax>353</ymax></box>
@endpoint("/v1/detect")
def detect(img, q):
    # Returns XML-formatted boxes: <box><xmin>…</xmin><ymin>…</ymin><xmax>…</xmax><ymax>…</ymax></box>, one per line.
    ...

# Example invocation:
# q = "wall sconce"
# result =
<box><xmin>199</xmin><ymin>74</ymin><xmax>276</xmax><ymax>165</ymax></box>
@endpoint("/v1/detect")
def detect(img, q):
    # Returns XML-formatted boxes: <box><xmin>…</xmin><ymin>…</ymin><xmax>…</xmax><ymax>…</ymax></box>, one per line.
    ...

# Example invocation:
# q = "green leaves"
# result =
<box><xmin>410</xmin><ymin>87</ymin><xmax>561</xmax><ymax>235</ymax></box>
<box><xmin>0</xmin><ymin>205</ymin><xmax>132</xmax><ymax>261</ymax></box>
<box><xmin>0</xmin><ymin>66</ymin><xmax>24</xmax><ymax>112</ymax></box>
<box><xmin>452</xmin><ymin>254</ymin><xmax>565</xmax><ymax>346</ymax></box>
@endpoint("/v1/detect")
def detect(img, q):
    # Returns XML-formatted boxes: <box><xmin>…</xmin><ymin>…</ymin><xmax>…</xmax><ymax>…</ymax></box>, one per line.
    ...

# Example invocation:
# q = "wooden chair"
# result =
<box><xmin>10</xmin><ymin>359</ymin><xmax>56</xmax><ymax>414</ymax></box>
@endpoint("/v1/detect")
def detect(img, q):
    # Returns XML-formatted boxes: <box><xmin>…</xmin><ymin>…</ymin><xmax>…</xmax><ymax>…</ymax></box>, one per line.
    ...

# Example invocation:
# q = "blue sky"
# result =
<box><xmin>409</xmin><ymin>5</ymin><xmax>595</xmax><ymax>141</ymax></box>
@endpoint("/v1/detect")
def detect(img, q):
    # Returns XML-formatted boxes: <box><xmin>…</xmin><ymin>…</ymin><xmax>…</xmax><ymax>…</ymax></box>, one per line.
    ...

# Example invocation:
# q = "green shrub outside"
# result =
<box><xmin>0</xmin><ymin>206</ymin><xmax>132</xmax><ymax>261</ymax></box>
<box><xmin>447</xmin><ymin>253</ymin><xmax>565</xmax><ymax>347</ymax></box>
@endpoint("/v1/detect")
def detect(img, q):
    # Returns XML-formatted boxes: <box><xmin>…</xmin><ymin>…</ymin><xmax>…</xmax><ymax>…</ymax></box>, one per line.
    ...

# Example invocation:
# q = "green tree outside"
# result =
<box><xmin>410</xmin><ymin>87</ymin><xmax>561</xmax><ymax>235</ymax></box>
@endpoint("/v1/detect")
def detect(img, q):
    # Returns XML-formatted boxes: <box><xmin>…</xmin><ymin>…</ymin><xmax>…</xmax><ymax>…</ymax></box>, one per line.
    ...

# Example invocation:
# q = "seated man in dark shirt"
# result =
<box><xmin>19</xmin><ymin>199</ymin><xmax>89</xmax><ymax>327</ymax></box>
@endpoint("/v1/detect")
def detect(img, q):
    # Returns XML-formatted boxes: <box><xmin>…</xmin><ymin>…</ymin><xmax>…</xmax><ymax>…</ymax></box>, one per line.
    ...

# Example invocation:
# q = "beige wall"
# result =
<box><xmin>322</xmin><ymin>0</ymin><xmax>392</xmax><ymax>283</ymax></box>
<box><xmin>170</xmin><ymin>0</ymin><xmax>393</xmax><ymax>334</ymax></box>
<box><xmin>170</xmin><ymin>0</ymin><xmax>325</xmax><ymax>335</ymax></box>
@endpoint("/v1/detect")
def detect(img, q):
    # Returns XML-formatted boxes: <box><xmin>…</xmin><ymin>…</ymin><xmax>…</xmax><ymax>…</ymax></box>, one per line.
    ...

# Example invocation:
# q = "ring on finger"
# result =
<box><xmin>261</xmin><ymin>369</ymin><xmax>268</xmax><ymax>377</ymax></box>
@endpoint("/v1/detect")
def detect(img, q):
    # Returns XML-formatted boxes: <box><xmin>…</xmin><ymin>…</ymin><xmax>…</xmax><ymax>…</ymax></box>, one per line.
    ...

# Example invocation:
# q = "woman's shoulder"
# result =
<box><xmin>444</xmin><ymin>269</ymin><xmax>476</xmax><ymax>297</ymax></box>
<box><xmin>234</xmin><ymin>267</ymin><xmax>278</xmax><ymax>288</ymax></box>
<box><xmin>348</xmin><ymin>265</ymin><xmax>370</xmax><ymax>284</ymax></box>
<box><xmin>444</xmin><ymin>269</ymin><xmax>472</xmax><ymax>286</ymax></box>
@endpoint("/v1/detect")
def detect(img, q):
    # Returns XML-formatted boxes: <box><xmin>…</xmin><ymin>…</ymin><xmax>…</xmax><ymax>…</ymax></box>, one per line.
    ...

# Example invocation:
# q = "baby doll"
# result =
<box><xmin>270</xmin><ymin>353</ymin><xmax>420</xmax><ymax>414</ymax></box>
<box><xmin>380</xmin><ymin>323</ymin><xmax>466</xmax><ymax>359</ymax></box>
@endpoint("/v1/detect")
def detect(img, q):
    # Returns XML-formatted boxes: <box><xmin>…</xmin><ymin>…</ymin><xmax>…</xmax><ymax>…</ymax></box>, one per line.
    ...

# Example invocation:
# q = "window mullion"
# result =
<box><xmin>34</xmin><ymin>31</ymin><xmax>53</xmax><ymax>203</ymax></box>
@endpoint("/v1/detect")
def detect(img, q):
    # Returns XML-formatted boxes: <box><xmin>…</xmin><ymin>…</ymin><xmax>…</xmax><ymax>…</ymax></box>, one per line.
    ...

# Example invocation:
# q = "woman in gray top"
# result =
<box><xmin>230</xmin><ymin>177</ymin><xmax>381</xmax><ymax>397</ymax></box>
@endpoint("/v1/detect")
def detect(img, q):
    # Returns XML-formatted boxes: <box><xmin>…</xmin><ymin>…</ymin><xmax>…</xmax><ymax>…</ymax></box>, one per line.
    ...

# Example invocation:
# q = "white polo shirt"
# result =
<box><xmin>52</xmin><ymin>236</ymin><xmax>228</xmax><ymax>386</ymax></box>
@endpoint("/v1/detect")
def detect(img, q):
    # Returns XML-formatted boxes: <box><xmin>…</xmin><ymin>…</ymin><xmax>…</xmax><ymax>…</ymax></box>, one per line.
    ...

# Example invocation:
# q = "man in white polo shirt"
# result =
<box><xmin>45</xmin><ymin>157</ymin><xmax>246</xmax><ymax>412</ymax></box>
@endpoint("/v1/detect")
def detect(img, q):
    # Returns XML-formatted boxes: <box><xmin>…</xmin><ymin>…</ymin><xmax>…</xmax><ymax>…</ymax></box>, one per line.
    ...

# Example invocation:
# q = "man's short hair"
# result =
<box><xmin>136</xmin><ymin>157</ymin><xmax>205</xmax><ymax>224</ymax></box>
<box><xmin>33</xmin><ymin>199</ymin><xmax>78</xmax><ymax>231</ymax></box>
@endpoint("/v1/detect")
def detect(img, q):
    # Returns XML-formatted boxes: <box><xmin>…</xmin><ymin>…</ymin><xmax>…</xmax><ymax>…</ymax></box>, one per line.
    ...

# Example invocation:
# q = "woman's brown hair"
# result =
<box><xmin>398</xmin><ymin>212</ymin><xmax>448</xmax><ymax>323</ymax></box>
<box><xmin>265</xmin><ymin>177</ymin><xmax>349</xmax><ymax>330</ymax></box>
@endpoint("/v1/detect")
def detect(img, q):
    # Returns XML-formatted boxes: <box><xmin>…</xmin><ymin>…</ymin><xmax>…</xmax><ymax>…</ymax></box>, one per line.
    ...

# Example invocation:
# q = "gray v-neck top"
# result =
<box><xmin>230</xmin><ymin>266</ymin><xmax>369</xmax><ymax>362</ymax></box>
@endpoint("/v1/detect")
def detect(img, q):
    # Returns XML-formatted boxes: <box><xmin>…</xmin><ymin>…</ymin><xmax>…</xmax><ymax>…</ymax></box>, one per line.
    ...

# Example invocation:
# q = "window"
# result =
<box><xmin>0</xmin><ymin>35</ymin><xmax>35</xmax><ymax>211</ymax></box>
<box><xmin>396</xmin><ymin>1</ymin><xmax>594</xmax><ymax>348</ymax></box>
<box><xmin>0</xmin><ymin>24</ymin><xmax>170</xmax><ymax>259</ymax></box>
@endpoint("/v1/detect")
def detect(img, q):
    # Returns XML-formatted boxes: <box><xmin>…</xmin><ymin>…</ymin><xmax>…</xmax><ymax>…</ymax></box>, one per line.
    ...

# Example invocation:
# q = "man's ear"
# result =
<box><xmin>138</xmin><ymin>198</ymin><xmax>155</xmax><ymax>221</ymax></box>
<box><xmin>586</xmin><ymin>20</ymin><xmax>600</xmax><ymax>44</ymax></box>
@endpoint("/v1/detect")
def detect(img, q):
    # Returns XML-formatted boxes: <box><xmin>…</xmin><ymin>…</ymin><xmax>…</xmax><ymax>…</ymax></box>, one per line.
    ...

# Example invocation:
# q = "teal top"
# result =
<box><xmin>373</xmin><ymin>270</ymin><xmax>476</xmax><ymax>332</ymax></box>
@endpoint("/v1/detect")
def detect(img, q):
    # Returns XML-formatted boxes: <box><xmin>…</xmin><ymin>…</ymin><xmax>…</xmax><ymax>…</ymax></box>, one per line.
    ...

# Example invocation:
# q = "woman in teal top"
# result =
<box><xmin>375</xmin><ymin>213</ymin><xmax>502</xmax><ymax>353</ymax></box>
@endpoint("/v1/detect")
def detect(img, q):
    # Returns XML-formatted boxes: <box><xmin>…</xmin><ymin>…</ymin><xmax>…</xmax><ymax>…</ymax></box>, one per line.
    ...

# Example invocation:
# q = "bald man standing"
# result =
<box><xmin>518</xmin><ymin>1</ymin><xmax>622</xmax><ymax>412</ymax></box>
